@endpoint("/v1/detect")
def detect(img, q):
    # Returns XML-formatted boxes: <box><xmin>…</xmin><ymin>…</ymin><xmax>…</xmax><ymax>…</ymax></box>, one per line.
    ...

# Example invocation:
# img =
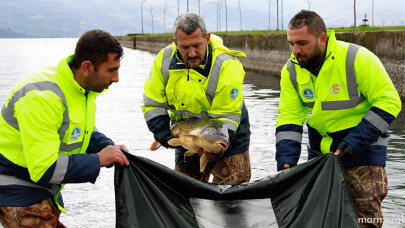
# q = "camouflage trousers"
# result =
<box><xmin>0</xmin><ymin>198</ymin><xmax>65</xmax><ymax>228</ymax></box>
<box><xmin>175</xmin><ymin>150</ymin><xmax>251</xmax><ymax>184</ymax></box>
<box><xmin>343</xmin><ymin>166</ymin><xmax>388</xmax><ymax>228</ymax></box>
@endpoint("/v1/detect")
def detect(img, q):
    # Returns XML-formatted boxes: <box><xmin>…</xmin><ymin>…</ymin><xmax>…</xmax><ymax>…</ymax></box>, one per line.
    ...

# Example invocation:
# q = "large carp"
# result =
<box><xmin>150</xmin><ymin>119</ymin><xmax>229</xmax><ymax>172</ymax></box>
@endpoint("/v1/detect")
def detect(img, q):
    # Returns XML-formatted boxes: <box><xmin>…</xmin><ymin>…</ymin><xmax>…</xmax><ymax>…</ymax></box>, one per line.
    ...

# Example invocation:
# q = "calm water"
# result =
<box><xmin>0</xmin><ymin>38</ymin><xmax>404</xmax><ymax>227</ymax></box>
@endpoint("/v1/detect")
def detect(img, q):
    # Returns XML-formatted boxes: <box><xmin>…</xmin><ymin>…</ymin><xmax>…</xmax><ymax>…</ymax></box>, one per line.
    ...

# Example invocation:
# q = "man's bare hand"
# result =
<box><xmin>97</xmin><ymin>144</ymin><xmax>129</xmax><ymax>167</ymax></box>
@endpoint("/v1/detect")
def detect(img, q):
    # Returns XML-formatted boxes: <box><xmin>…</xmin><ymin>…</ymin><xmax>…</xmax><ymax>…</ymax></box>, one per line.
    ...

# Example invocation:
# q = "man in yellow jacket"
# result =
<box><xmin>142</xmin><ymin>13</ymin><xmax>251</xmax><ymax>184</ymax></box>
<box><xmin>0</xmin><ymin>30</ymin><xmax>129</xmax><ymax>227</ymax></box>
<box><xmin>276</xmin><ymin>10</ymin><xmax>401</xmax><ymax>227</ymax></box>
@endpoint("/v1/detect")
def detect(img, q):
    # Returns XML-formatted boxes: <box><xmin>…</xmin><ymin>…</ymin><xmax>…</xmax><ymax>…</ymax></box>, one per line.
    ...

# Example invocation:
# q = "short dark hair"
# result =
<box><xmin>288</xmin><ymin>10</ymin><xmax>326</xmax><ymax>36</ymax></box>
<box><xmin>71</xmin><ymin>29</ymin><xmax>123</xmax><ymax>70</ymax></box>
<box><xmin>173</xmin><ymin>13</ymin><xmax>207</xmax><ymax>40</ymax></box>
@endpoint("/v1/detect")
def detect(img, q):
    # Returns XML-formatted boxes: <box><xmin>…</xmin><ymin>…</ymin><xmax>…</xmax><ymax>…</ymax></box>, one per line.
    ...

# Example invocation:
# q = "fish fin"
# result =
<box><xmin>184</xmin><ymin>150</ymin><xmax>196</xmax><ymax>157</ymax></box>
<box><xmin>150</xmin><ymin>140</ymin><xmax>161</xmax><ymax>151</ymax></box>
<box><xmin>200</xmin><ymin>153</ymin><xmax>209</xmax><ymax>172</ymax></box>
<box><xmin>168</xmin><ymin>138</ymin><xmax>182</xmax><ymax>146</ymax></box>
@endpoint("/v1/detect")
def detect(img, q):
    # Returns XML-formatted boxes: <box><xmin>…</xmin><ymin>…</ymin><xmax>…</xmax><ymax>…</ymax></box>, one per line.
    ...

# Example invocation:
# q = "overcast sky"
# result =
<box><xmin>154</xmin><ymin>0</ymin><xmax>405</xmax><ymax>31</ymax></box>
<box><xmin>130</xmin><ymin>0</ymin><xmax>405</xmax><ymax>32</ymax></box>
<box><xmin>1</xmin><ymin>0</ymin><xmax>404</xmax><ymax>37</ymax></box>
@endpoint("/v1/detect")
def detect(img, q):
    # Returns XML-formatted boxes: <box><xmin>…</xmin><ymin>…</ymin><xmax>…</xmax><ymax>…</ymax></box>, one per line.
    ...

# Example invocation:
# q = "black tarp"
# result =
<box><xmin>114</xmin><ymin>153</ymin><xmax>359</xmax><ymax>228</ymax></box>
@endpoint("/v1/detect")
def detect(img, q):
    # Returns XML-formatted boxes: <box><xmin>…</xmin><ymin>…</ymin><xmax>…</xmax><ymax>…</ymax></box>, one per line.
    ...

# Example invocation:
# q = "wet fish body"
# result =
<box><xmin>150</xmin><ymin>119</ymin><xmax>229</xmax><ymax>172</ymax></box>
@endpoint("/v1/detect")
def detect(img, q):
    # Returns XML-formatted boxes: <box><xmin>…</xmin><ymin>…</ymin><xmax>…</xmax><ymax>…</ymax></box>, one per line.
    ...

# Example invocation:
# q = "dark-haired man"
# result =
<box><xmin>276</xmin><ymin>10</ymin><xmax>401</xmax><ymax>227</ymax></box>
<box><xmin>0</xmin><ymin>29</ymin><xmax>129</xmax><ymax>227</ymax></box>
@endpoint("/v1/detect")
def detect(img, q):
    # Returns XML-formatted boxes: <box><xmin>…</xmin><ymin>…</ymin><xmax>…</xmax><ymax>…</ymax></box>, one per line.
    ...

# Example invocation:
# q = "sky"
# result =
<box><xmin>171</xmin><ymin>0</ymin><xmax>405</xmax><ymax>31</ymax></box>
<box><xmin>0</xmin><ymin>0</ymin><xmax>404</xmax><ymax>37</ymax></box>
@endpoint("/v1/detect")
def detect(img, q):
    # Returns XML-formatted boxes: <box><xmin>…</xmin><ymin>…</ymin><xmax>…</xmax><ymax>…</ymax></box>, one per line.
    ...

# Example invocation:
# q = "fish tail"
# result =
<box><xmin>150</xmin><ymin>140</ymin><xmax>161</xmax><ymax>151</ymax></box>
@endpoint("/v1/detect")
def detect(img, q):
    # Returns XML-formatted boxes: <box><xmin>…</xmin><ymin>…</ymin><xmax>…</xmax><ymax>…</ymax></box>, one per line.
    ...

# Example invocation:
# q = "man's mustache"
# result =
<box><xmin>187</xmin><ymin>56</ymin><xmax>201</xmax><ymax>60</ymax></box>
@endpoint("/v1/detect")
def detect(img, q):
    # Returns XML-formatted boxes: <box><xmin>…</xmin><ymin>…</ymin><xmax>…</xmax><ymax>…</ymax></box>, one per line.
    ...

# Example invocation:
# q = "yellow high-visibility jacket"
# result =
<box><xmin>275</xmin><ymin>30</ymin><xmax>401</xmax><ymax>171</ymax></box>
<box><xmin>0</xmin><ymin>55</ymin><xmax>110</xmax><ymax>212</ymax></box>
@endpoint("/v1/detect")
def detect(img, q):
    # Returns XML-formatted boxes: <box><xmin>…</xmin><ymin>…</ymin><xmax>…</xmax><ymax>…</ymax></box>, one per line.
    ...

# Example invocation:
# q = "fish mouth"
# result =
<box><xmin>217</xmin><ymin>141</ymin><xmax>228</xmax><ymax>152</ymax></box>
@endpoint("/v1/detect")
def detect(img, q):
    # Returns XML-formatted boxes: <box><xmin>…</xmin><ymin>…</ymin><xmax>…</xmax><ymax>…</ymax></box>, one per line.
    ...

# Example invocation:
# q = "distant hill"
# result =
<box><xmin>0</xmin><ymin>0</ymin><xmax>133</xmax><ymax>38</ymax></box>
<box><xmin>0</xmin><ymin>0</ymin><xmax>403</xmax><ymax>38</ymax></box>
<box><xmin>0</xmin><ymin>28</ymin><xmax>27</xmax><ymax>38</ymax></box>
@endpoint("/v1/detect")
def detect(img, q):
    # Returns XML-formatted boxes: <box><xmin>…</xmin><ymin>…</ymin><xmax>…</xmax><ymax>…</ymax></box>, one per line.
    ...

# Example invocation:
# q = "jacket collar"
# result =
<box><xmin>324</xmin><ymin>30</ymin><xmax>337</xmax><ymax>61</ymax></box>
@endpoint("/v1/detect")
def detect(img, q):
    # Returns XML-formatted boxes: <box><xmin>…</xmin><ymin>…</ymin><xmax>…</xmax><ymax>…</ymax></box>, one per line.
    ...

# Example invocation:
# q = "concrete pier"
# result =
<box><xmin>116</xmin><ymin>30</ymin><xmax>405</xmax><ymax>98</ymax></box>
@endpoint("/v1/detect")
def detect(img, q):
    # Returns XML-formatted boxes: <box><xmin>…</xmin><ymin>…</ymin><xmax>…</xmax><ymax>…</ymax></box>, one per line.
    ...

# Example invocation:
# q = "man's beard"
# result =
<box><xmin>186</xmin><ymin>57</ymin><xmax>201</xmax><ymax>68</ymax></box>
<box><xmin>297</xmin><ymin>45</ymin><xmax>322</xmax><ymax>69</ymax></box>
<box><xmin>186</xmin><ymin>63</ymin><xmax>198</xmax><ymax>68</ymax></box>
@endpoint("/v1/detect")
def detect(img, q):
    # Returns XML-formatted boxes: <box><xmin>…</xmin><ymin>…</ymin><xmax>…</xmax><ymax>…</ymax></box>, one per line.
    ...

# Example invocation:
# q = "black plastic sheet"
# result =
<box><xmin>114</xmin><ymin>153</ymin><xmax>359</xmax><ymax>228</ymax></box>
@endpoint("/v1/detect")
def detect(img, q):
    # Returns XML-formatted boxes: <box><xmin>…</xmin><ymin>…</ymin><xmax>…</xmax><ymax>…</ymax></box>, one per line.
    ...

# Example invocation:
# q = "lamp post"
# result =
<box><xmin>281</xmin><ymin>0</ymin><xmax>283</xmax><ymax>30</ymax></box>
<box><xmin>276</xmin><ymin>0</ymin><xmax>279</xmax><ymax>30</ymax></box>
<box><xmin>224</xmin><ymin>0</ymin><xmax>227</xmax><ymax>32</ymax></box>
<box><xmin>210</xmin><ymin>1</ymin><xmax>219</xmax><ymax>32</ymax></box>
<box><xmin>372</xmin><ymin>0</ymin><xmax>374</xmax><ymax>26</ymax></box>
<box><xmin>141</xmin><ymin>0</ymin><xmax>146</xmax><ymax>35</ymax></box>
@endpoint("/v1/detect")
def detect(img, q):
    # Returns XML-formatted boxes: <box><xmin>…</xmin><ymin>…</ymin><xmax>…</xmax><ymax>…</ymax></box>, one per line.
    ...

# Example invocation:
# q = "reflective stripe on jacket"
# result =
<box><xmin>0</xmin><ymin>55</ymin><xmax>101</xmax><ymax>211</ymax></box>
<box><xmin>275</xmin><ymin>30</ymin><xmax>401</xmax><ymax>170</ymax></box>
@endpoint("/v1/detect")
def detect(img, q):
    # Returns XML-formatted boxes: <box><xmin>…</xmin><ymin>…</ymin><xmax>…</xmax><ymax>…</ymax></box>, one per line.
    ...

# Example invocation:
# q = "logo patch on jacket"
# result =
<box><xmin>329</xmin><ymin>84</ymin><xmax>343</xmax><ymax>94</ymax></box>
<box><xmin>230</xmin><ymin>88</ymin><xmax>239</xmax><ymax>99</ymax></box>
<box><xmin>70</xmin><ymin>127</ymin><xmax>81</xmax><ymax>141</ymax></box>
<box><xmin>302</xmin><ymin>88</ymin><xmax>314</xmax><ymax>99</ymax></box>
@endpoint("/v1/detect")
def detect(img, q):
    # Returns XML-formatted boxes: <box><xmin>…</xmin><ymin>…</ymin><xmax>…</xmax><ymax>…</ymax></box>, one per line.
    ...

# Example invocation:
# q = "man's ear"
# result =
<box><xmin>173</xmin><ymin>37</ymin><xmax>177</xmax><ymax>46</ymax></box>
<box><xmin>205</xmin><ymin>33</ymin><xmax>210</xmax><ymax>43</ymax></box>
<box><xmin>81</xmin><ymin>61</ymin><xmax>93</xmax><ymax>76</ymax></box>
<box><xmin>319</xmin><ymin>33</ymin><xmax>327</xmax><ymax>47</ymax></box>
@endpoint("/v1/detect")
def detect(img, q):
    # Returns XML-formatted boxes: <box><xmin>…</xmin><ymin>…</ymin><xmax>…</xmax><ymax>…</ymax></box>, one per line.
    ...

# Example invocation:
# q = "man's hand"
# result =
<box><xmin>334</xmin><ymin>141</ymin><xmax>355</xmax><ymax>162</ymax></box>
<box><xmin>160</xmin><ymin>134</ymin><xmax>177</xmax><ymax>149</ymax></box>
<box><xmin>281</xmin><ymin>162</ymin><xmax>293</xmax><ymax>170</ymax></box>
<box><xmin>97</xmin><ymin>144</ymin><xmax>129</xmax><ymax>167</ymax></box>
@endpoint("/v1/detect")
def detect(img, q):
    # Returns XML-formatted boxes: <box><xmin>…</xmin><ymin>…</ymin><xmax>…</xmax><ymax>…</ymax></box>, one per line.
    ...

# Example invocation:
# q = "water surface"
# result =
<box><xmin>0</xmin><ymin>38</ymin><xmax>404</xmax><ymax>227</ymax></box>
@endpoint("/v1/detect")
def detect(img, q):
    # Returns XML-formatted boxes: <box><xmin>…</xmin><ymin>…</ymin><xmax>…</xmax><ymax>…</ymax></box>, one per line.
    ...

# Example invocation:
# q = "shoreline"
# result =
<box><xmin>116</xmin><ymin>30</ymin><xmax>405</xmax><ymax>99</ymax></box>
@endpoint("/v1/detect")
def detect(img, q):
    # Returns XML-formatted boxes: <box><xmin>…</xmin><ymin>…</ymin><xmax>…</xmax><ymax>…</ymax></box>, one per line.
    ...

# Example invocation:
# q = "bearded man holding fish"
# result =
<box><xmin>142</xmin><ymin>13</ymin><xmax>251</xmax><ymax>184</ymax></box>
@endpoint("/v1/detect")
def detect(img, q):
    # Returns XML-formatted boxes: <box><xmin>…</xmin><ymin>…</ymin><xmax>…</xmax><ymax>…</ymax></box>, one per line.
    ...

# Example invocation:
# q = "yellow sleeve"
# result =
<box><xmin>209</xmin><ymin>58</ymin><xmax>245</xmax><ymax>131</ymax></box>
<box><xmin>354</xmin><ymin>47</ymin><xmax>401</xmax><ymax>117</ymax></box>
<box><xmin>15</xmin><ymin>90</ymin><xmax>64</xmax><ymax>182</ymax></box>
<box><xmin>142</xmin><ymin>48</ymin><xmax>170</xmax><ymax>117</ymax></box>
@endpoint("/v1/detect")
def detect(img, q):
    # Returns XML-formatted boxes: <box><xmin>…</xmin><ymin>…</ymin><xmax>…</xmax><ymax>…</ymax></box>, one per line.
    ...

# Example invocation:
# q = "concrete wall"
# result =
<box><xmin>117</xmin><ymin>30</ymin><xmax>405</xmax><ymax>98</ymax></box>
